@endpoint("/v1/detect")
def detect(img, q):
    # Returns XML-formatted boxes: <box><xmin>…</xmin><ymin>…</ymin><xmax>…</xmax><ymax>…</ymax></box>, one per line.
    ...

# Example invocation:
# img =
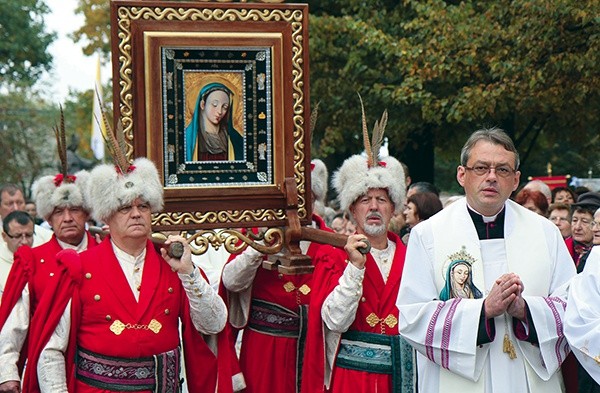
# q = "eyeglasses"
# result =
<box><xmin>117</xmin><ymin>203</ymin><xmax>151</xmax><ymax>215</ymax></box>
<box><xmin>463</xmin><ymin>165</ymin><xmax>516</xmax><ymax>178</ymax></box>
<box><xmin>5</xmin><ymin>232</ymin><xmax>34</xmax><ymax>240</ymax></box>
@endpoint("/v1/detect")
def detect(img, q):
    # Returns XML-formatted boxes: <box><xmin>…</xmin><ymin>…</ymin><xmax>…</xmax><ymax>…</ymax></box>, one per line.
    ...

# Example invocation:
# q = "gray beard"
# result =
<box><xmin>364</xmin><ymin>223</ymin><xmax>386</xmax><ymax>236</ymax></box>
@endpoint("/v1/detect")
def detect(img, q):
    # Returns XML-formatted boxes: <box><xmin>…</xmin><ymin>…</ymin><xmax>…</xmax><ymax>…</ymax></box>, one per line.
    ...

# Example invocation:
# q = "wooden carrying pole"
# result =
<box><xmin>264</xmin><ymin>178</ymin><xmax>369</xmax><ymax>274</ymax></box>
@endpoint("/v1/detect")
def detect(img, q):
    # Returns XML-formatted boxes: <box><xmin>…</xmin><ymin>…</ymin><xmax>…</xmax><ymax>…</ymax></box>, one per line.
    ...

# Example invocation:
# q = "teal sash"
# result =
<box><xmin>336</xmin><ymin>330</ymin><xmax>414</xmax><ymax>393</ymax></box>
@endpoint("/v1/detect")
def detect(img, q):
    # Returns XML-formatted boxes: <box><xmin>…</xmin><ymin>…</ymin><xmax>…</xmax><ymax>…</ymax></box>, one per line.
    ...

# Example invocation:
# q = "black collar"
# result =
<box><xmin>467</xmin><ymin>206</ymin><xmax>505</xmax><ymax>240</ymax></box>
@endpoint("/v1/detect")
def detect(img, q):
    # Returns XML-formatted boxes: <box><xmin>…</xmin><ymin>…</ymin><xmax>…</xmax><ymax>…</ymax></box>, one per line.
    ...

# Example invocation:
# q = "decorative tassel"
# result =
<box><xmin>503</xmin><ymin>333</ymin><xmax>517</xmax><ymax>359</ymax></box>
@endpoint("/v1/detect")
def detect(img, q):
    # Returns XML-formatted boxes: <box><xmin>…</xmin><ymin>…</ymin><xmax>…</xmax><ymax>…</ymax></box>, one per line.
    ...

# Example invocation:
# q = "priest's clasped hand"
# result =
<box><xmin>484</xmin><ymin>273</ymin><xmax>526</xmax><ymax>321</ymax></box>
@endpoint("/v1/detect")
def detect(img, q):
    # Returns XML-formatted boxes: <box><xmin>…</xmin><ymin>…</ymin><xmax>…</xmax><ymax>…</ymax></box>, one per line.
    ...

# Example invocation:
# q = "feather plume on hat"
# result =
<box><xmin>332</xmin><ymin>95</ymin><xmax>406</xmax><ymax>214</ymax></box>
<box><xmin>32</xmin><ymin>107</ymin><xmax>91</xmax><ymax>220</ymax></box>
<box><xmin>88</xmin><ymin>91</ymin><xmax>163</xmax><ymax>223</ymax></box>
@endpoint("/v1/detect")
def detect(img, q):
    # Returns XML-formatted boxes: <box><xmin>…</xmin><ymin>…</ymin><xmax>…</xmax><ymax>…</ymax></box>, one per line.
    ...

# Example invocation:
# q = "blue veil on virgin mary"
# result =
<box><xmin>184</xmin><ymin>82</ymin><xmax>244</xmax><ymax>161</ymax></box>
<box><xmin>439</xmin><ymin>259</ymin><xmax>483</xmax><ymax>301</ymax></box>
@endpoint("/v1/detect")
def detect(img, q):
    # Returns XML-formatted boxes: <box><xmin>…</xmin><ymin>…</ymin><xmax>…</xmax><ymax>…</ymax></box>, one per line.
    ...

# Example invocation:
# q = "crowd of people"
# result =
<box><xmin>1</xmin><ymin>124</ymin><xmax>600</xmax><ymax>393</ymax></box>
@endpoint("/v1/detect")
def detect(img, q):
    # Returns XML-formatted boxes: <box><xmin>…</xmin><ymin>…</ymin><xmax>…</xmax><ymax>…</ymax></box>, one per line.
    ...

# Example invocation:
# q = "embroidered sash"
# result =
<box><xmin>248</xmin><ymin>298</ymin><xmax>305</xmax><ymax>338</ymax></box>
<box><xmin>75</xmin><ymin>346</ymin><xmax>180</xmax><ymax>392</ymax></box>
<box><xmin>248</xmin><ymin>299</ymin><xmax>308</xmax><ymax>393</ymax></box>
<box><xmin>336</xmin><ymin>330</ymin><xmax>413</xmax><ymax>393</ymax></box>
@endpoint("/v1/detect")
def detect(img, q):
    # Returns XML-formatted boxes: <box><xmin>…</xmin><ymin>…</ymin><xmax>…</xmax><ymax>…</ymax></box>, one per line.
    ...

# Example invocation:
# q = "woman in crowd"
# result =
<box><xmin>402</xmin><ymin>191</ymin><xmax>443</xmax><ymax>244</ymax></box>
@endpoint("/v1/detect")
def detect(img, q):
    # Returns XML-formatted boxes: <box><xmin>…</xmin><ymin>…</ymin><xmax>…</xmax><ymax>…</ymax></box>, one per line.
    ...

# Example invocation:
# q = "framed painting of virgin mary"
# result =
<box><xmin>110</xmin><ymin>1</ymin><xmax>311</xmax><ymax>231</ymax></box>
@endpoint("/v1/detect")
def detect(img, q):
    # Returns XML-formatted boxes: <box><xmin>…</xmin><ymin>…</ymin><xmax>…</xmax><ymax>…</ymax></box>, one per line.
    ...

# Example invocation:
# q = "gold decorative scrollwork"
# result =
<box><xmin>153</xmin><ymin>208</ymin><xmax>286</xmax><ymax>227</ymax></box>
<box><xmin>184</xmin><ymin>227</ymin><xmax>283</xmax><ymax>255</ymax></box>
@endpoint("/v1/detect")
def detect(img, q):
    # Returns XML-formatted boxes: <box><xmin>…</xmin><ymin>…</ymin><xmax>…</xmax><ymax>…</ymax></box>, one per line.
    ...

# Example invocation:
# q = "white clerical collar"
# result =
<box><xmin>57</xmin><ymin>235</ymin><xmax>89</xmax><ymax>253</ymax></box>
<box><xmin>466</xmin><ymin>202</ymin><xmax>503</xmax><ymax>223</ymax></box>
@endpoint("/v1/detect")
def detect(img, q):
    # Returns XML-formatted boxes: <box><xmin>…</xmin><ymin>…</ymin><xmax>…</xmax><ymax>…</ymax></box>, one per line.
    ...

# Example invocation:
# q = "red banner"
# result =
<box><xmin>528</xmin><ymin>175</ymin><xmax>570</xmax><ymax>190</ymax></box>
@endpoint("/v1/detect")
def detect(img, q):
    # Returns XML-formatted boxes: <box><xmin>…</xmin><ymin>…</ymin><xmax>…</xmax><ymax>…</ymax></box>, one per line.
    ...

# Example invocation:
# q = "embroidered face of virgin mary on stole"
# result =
<box><xmin>439</xmin><ymin>249</ymin><xmax>483</xmax><ymax>301</ymax></box>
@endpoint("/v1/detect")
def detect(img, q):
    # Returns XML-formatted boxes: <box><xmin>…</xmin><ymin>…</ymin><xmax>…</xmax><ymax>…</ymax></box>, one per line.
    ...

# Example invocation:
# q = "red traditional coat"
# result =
<box><xmin>24</xmin><ymin>237</ymin><xmax>232</xmax><ymax>393</ymax></box>
<box><xmin>224</xmin><ymin>215</ymin><xmax>332</xmax><ymax>393</ymax></box>
<box><xmin>301</xmin><ymin>231</ymin><xmax>407</xmax><ymax>393</ymax></box>
<box><xmin>0</xmin><ymin>233</ymin><xmax>97</xmax><ymax>328</ymax></box>
<box><xmin>0</xmin><ymin>233</ymin><xmax>98</xmax><ymax>382</ymax></box>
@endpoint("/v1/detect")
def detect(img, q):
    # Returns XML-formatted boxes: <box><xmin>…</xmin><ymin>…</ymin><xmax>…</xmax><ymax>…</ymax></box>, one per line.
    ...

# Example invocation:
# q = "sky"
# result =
<box><xmin>39</xmin><ymin>0</ymin><xmax>111</xmax><ymax>102</ymax></box>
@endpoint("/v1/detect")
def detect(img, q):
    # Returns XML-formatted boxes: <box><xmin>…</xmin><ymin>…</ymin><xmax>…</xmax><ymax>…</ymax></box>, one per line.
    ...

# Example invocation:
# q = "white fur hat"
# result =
<box><xmin>86</xmin><ymin>157</ymin><xmax>164</xmax><ymax>223</ymax></box>
<box><xmin>332</xmin><ymin>154</ymin><xmax>406</xmax><ymax>214</ymax></box>
<box><xmin>311</xmin><ymin>159</ymin><xmax>328</xmax><ymax>203</ymax></box>
<box><xmin>31</xmin><ymin>171</ymin><xmax>91</xmax><ymax>220</ymax></box>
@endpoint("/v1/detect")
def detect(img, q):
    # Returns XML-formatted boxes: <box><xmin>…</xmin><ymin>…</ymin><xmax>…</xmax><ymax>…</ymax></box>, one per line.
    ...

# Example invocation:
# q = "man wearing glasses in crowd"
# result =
<box><xmin>0</xmin><ymin>185</ymin><xmax>52</xmax><ymax>250</ymax></box>
<box><xmin>0</xmin><ymin>211</ymin><xmax>35</xmax><ymax>297</ymax></box>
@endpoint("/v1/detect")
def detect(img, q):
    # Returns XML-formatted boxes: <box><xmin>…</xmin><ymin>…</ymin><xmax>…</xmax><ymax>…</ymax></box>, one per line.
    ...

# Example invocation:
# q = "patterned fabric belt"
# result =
<box><xmin>248</xmin><ymin>299</ymin><xmax>308</xmax><ymax>393</ymax></box>
<box><xmin>336</xmin><ymin>330</ymin><xmax>414</xmax><ymax>393</ymax></box>
<box><xmin>248</xmin><ymin>298</ymin><xmax>303</xmax><ymax>338</ymax></box>
<box><xmin>75</xmin><ymin>346</ymin><xmax>180</xmax><ymax>392</ymax></box>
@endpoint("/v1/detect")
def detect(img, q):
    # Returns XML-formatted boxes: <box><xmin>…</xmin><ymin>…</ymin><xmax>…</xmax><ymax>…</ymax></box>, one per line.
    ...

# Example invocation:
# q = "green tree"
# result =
<box><xmin>0</xmin><ymin>85</ymin><xmax>108</xmax><ymax>195</ymax></box>
<box><xmin>0</xmin><ymin>1</ymin><xmax>56</xmax><ymax>87</ymax></box>
<box><xmin>61</xmin><ymin>84</ymin><xmax>112</xmax><ymax>163</ymax></box>
<box><xmin>308</xmin><ymin>0</ymin><xmax>600</xmax><ymax>192</ymax></box>
<box><xmin>0</xmin><ymin>90</ymin><xmax>58</xmax><ymax>195</ymax></box>
<box><xmin>71</xmin><ymin>0</ymin><xmax>111</xmax><ymax>58</ymax></box>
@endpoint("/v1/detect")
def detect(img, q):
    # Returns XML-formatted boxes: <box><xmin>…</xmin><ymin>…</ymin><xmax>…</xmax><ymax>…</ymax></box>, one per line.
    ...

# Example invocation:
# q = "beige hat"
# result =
<box><xmin>333</xmin><ymin>155</ymin><xmax>406</xmax><ymax>214</ymax></box>
<box><xmin>332</xmin><ymin>98</ymin><xmax>406</xmax><ymax>214</ymax></box>
<box><xmin>88</xmin><ymin>96</ymin><xmax>164</xmax><ymax>223</ymax></box>
<box><xmin>32</xmin><ymin>107</ymin><xmax>92</xmax><ymax>220</ymax></box>
<box><xmin>32</xmin><ymin>171</ymin><xmax>91</xmax><ymax>220</ymax></box>
<box><xmin>311</xmin><ymin>158</ymin><xmax>328</xmax><ymax>203</ymax></box>
<box><xmin>86</xmin><ymin>158</ymin><xmax>164</xmax><ymax>223</ymax></box>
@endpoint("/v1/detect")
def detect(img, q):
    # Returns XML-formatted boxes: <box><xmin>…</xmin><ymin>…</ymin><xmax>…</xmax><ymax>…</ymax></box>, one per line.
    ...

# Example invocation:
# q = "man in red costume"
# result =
<box><xmin>0</xmin><ymin>169</ymin><xmax>96</xmax><ymax>393</ymax></box>
<box><xmin>220</xmin><ymin>159</ymin><xmax>332</xmax><ymax>392</ymax></box>
<box><xmin>302</xmin><ymin>110</ymin><xmax>414</xmax><ymax>393</ymax></box>
<box><xmin>32</xmin><ymin>157</ymin><xmax>228</xmax><ymax>393</ymax></box>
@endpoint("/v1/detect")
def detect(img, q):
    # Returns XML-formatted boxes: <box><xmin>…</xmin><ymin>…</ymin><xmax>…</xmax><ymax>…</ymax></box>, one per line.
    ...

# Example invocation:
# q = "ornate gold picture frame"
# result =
<box><xmin>110</xmin><ymin>1</ymin><xmax>311</xmax><ymax>231</ymax></box>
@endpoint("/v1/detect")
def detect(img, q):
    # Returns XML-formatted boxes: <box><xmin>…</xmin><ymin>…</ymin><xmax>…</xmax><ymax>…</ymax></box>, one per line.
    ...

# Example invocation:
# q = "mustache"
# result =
<box><xmin>366</xmin><ymin>212</ymin><xmax>383</xmax><ymax>220</ymax></box>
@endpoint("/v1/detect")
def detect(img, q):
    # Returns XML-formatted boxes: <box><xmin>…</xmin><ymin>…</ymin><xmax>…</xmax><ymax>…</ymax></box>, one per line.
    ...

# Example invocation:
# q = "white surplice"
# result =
<box><xmin>564</xmin><ymin>246</ymin><xmax>600</xmax><ymax>385</ymax></box>
<box><xmin>397</xmin><ymin>198</ymin><xmax>575</xmax><ymax>393</ymax></box>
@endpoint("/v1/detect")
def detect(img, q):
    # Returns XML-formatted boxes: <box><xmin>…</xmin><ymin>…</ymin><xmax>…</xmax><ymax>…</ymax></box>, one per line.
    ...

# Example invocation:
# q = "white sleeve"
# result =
<box><xmin>321</xmin><ymin>262</ymin><xmax>364</xmax><ymax>333</ymax></box>
<box><xmin>0</xmin><ymin>287</ymin><xmax>30</xmax><ymax>384</ymax></box>
<box><xmin>564</xmin><ymin>247</ymin><xmax>600</xmax><ymax>385</ymax></box>
<box><xmin>179</xmin><ymin>267</ymin><xmax>227</xmax><ymax>335</ymax></box>
<box><xmin>38</xmin><ymin>301</ymin><xmax>70</xmax><ymax>393</ymax></box>
<box><xmin>519</xmin><ymin>222</ymin><xmax>575</xmax><ymax>378</ymax></box>
<box><xmin>221</xmin><ymin>246</ymin><xmax>264</xmax><ymax>293</ymax></box>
